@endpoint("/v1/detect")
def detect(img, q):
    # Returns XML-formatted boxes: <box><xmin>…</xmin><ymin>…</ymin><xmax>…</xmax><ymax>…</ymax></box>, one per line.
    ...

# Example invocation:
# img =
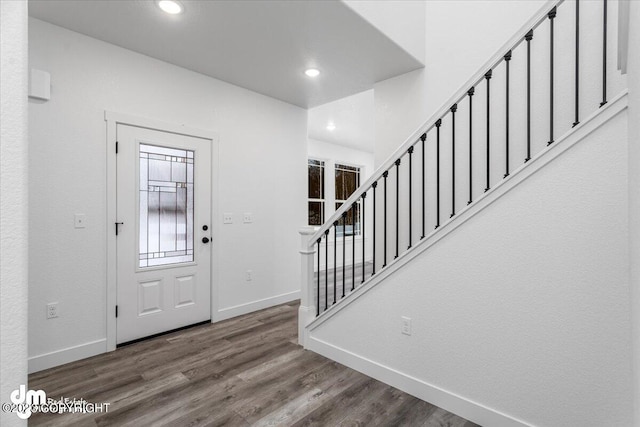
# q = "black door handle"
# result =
<box><xmin>202</xmin><ymin>237</ymin><xmax>210</xmax><ymax>244</ymax></box>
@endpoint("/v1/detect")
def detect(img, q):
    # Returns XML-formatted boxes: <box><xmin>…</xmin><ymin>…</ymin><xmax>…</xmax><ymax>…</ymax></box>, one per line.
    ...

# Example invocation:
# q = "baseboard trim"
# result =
<box><xmin>28</xmin><ymin>339</ymin><xmax>107</xmax><ymax>374</ymax></box>
<box><xmin>214</xmin><ymin>290</ymin><xmax>300</xmax><ymax>322</ymax></box>
<box><xmin>307</xmin><ymin>336</ymin><xmax>532</xmax><ymax>427</ymax></box>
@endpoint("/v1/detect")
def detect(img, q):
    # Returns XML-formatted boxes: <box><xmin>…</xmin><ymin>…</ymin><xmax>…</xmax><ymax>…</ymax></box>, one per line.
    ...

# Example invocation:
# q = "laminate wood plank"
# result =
<box><xmin>29</xmin><ymin>373</ymin><xmax>190</xmax><ymax>427</ymax></box>
<box><xmin>229</xmin><ymin>356</ymin><xmax>337</xmax><ymax>422</ymax></box>
<box><xmin>28</xmin><ymin>301</ymin><xmax>479</xmax><ymax>427</ymax></box>
<box><xmin>385</xmin><ymin>399</ymin><xmax>439</xmax><ymax>427</ymax></box>
<box><xmin>28</xmin><ymin>366</ymin><xmax>99</xmax><ymax>395</ymax></box>
<box><xmin>94</xmin><ymin>374</ymin><xmax>242</xmax><ymax>427</ymax></box>
<box><xmin>168</xmin><ymin>408</ymin><xmax>250</xmax><ymax>427</ymax></box>
<box><xmin>139</xmin><ymin>339</ymin><xmax>236</xmax><ymax>381</ymax></box>
<box><xmin>236</xmin><ymin>346</ymin><xmax>307</xmax><ymax>381</ymax></box>
<box><xmin>291</xmin><ymin>376</ymin><xmax>384</xmax><ymax>427</ymax></box>
<box><xmin>252</xmin><ymin>366</ymin><xmax>368</xmax><ymax>427</ymax></box>
<box><xmin>333</xmin><ymin>383</ymin><xmax>407</xmax><ymax>427</ymax></box>
<box><xmin>424</xmin><ymin>407</ymin><xmax>478</xmax><ymax>427</ymax></box>
<box><xmin>164</xmin><ymin>318</ymin><xmax>265</xmax><ymax>344</ymax></box>
<box><xmin>181</xmin><ymin>339</ymin><xmax>300</xmax><ymax>382</ymax></box>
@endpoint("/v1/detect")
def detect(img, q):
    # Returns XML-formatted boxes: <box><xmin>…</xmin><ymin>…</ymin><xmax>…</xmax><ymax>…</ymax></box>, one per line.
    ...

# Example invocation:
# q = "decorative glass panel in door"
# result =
<box><xmin>139</xmin><ymin>144</ymin><xmax>194</xmax><ymax>267</ymax></box>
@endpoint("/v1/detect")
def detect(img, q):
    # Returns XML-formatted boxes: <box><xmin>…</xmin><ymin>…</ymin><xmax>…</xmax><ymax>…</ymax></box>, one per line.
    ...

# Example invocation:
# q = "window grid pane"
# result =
<box><xmin>335</xmin><ymin>163</ymin><xmax>361</xmax><ymax>237</ymax></box>
<box><xmin>308</xmin><ymin>159</ymin><xmax>325</xmax><ymax>226</ymax></box>
<box><xmin>139</xmin><ymin>144</ymin><xmax>194</xmax><ymax>268</ymax></box>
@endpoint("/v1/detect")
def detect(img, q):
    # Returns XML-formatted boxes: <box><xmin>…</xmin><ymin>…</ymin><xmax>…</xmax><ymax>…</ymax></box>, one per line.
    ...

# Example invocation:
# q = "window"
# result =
<box><xmin>139</xmin><ymin>144</ymin><xmax>194</xmax><ymax>268</ymax></box>
<box><xmin>335</xmin><ymin>163</ymin><xmax>361</xmax><ymax>236</ymax></box>
<box><xmin>308</xmin><ymin>159</ymin><xmax>325</xmax><ymax>226</ymax></box>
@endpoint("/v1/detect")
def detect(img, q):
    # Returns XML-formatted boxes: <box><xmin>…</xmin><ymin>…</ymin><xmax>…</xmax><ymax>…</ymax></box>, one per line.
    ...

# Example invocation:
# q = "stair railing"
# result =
<box><xmin>300</xmin><ymin>0</ymin><xmax>616</xmax><ymax>321</ymax></box>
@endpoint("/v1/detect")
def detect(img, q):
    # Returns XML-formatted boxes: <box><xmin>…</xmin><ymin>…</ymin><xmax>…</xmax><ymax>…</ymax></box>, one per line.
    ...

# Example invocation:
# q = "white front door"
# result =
<box><xmin>116</xmin><ymin>124</ymin><xmax>212</xmax><ymax>344</ymax></box>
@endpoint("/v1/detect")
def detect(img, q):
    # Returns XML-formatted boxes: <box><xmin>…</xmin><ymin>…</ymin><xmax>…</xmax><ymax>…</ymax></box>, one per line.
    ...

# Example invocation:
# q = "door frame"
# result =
<box><xmin>105</xmin><ymin>111</ymin><xmax>219</xmax><ymax>352</ymax></box>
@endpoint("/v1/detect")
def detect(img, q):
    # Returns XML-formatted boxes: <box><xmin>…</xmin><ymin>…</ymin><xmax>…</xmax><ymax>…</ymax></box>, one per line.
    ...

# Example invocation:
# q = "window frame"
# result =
<box><xmin>307</xmin><ymin>158</ymin><xmax>326</xmax><ymax>226</ymax></box>
<box><xmin>334</xmin><ymin>162</ymin><xmax>362</xmax><ymax>237</ymax></box>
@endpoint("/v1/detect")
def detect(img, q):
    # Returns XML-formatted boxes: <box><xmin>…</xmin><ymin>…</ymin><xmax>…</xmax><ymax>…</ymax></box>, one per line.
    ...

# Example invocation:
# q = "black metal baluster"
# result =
<box><xmin>333</xmin><ymin>221</ymin><xmax>337</xmax><ymax>305</ymax></box>
<box><xmin>573</xmin><ymin>0</ymin><xmax>580</xmax><ymax>127</ymax></box>
<box><xmin>450</xmin><ymin>104</ymin><xmax>457</xmax><ymax>217</ymax></box>
<box><xmin>525</xmin><ymin>30</ymin><xmax>533</xmax><ymax>162</ymax></box>
<box><xmin>383</xmin><ymin>171</ymin><xmax>388</xmax><ymax>268</ymax></box>
<box><xmin>420</xmin><ymin>133</ymin><xmax>426</xmax><ymax>239</ymax></box>
<box><xmin>324</xmin><ymin>229</ymin><xmax>329</xmax><ymax>311</ymax></box>
<box><xmin>504</xmin><ymin>51</ymin><xmax>511</xmax><ymax>178</ymax></box>
<box><xmin>352</xmin><ymin>204</ymin><xmax>355</xmax><ymax>291</ymax></box>
<box><xmin>372</xmin><ymin>181</ymin><xmax>377</xmax><ymax>276</ymax></box>
<box><xmin>408</xmin><ymin>146</ymin><xmax>414</xmax><ymax>249</ymax></box>
<box><xmin>342</xmin><ymin>212</ymin><xmax>346</xmax><ymax>298</ymax></box>
<box><xmin>395</xmin><ymin>158</ymin><xmax>401</xmax><ymax>259</ymax></box>
<box><xmin>316</xmin><ymin>238</ymin><xmax>321</xmax><ymax>316</ymax></box>
<box><xmin>600</xmin><ymin>0</ymin><xmax>607</xmax><ymax>107</ymax></box>
<box><xmin>467</xmin><ymin>88</ymin><xmax>474</xmax><ymax>204</ymax></box>
<box><xmin>548</xmin><ymin>7</ymin><xmax>556</xmax><ymax>146</ymax></box>
<box><xmin>361</xmin><ymin>192</ymin><xmax>366</xmax><ymax>283</ymax></box>
<box><xmin>435</xmin><ymin>119</ymin><xmax>442</xmax><ymax>229</ymax></box>
<box><xmin>484</xmin><ymin>70</ymin><xmax>492</xmax><ymax>192</ymax></box>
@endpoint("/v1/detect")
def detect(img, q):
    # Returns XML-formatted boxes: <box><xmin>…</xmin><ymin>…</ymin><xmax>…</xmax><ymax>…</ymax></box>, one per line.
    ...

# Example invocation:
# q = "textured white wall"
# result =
<box><xmin>627</xmin><ymin>1</ymin><xmax>640</xmax><ymax>424</ymax></box>
<box><xmin>28</xmin><ymin>19</ymin><xmax>306</xmax><ymax>364</ymax></box>
<box><xmin>312</xmin><ymin>110</ymin><xmax>633</xmax><ymax>426</ymax></box>
<box><xmin>0</xmin><ymin>1</ymin><xmax>28</xmax><ymax>425</ymax></box>
<box><xmin>342</xmin><ymin>0</ymin><xmax>426</xmax><ymax>64</ymax></box>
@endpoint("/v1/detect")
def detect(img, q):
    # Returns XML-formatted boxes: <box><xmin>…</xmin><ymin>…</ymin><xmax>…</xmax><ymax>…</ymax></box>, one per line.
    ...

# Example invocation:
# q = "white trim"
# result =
<box><xmin>307</xmin><ymin>336</ymin><xmax>532</xmax><ymax>427</ymax></box>
<box><xmin>104</xmin><ymin>111</ymin><xmax>218</xmax><ymax>141</ymax></box>
<box><xmin>307</xmin><ymin>90</ymin><xmax>629</xmax><ymax>331</ymax></box>
<box><xmin>105</xmin><ymin>111</ymin><xmax>219</xmax><ymax>352</ymax></box>
<box><xmin>298</xmin><ymin>305</ymin><xmax>314</xmax><ymax>346</ymax></box>
<box><xmin>28</xmin><ymin>339</ymin><xmax>107</xmax><ymax>374</ymax></box>
<box><xmin>214</xmin><ymin>290</ymin><xmax>300</xmax><ymax>322</ymax></box>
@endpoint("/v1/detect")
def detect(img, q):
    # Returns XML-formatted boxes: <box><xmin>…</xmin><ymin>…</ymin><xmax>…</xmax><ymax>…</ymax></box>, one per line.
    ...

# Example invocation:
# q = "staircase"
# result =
<box><xmin>298</xmin><ymin>1</ymin><xmax>632</xmax><ymax>426</ymax></box>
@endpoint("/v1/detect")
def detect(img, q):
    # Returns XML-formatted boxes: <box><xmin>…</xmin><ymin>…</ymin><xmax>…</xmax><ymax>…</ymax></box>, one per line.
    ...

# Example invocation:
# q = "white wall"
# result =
<box><xmin>342</xmin><ymin>0</ymin><xmax>425</xmax><ymax>64</ymax></box>
<box><xmin>374</xmin><ymin>0</ymin><xmax>544</xmax><ymax>166</ymax></box>
<box><xmin>626</xmin><ymin>1</ymin><xmax>640</xmax><ymax>425</ymax></box>
<box><xmin>308</xmin><ymin>138</ymin><xmax>374</xmax><ymax>269</ymax></box>
<box><xmin>311</xmin><ymin>109</ymin><xmax>633</xmax><ymax>427</ymax></box>
<box><xmin>369</xmin><ymin>0</ymin><xmax>628</xmax><ymax>275</ymax></box>
<box><xmin>0</xmin><ymin>1</ymin><xmax>29</xmax><ymax>425</ymax></box>
<box><xmin>28</xmin><ymin>19</ymin><xmax>307</xmax><ymax>368</ymax></box>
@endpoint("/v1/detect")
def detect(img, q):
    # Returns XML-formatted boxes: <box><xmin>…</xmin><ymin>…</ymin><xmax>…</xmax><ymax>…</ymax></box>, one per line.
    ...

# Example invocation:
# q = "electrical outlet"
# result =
<box><xmin>246</xmin><ymin>270</ymin><xmax>252</xmax><ymax>281</ymax></box>
<box><xmin>74</xmin><ymin>214</ymin><xmax>86</xmax><ymax>228</ymax></box>
<box><xmin>243</xmin><ymin>212</ymin><xmax>253</xmax><ymax>223</ymax></box>
<box><xmin>223</xmin><ymin>213</ymin><xmax>233</xmax><ymax>224</ymax></box>
<box><xmin>47</xmin><ymin>303</ymin><xmax>59</xmax><ymax>319</ymax></box>
<box><xmin>401</xmin><ymin>316</ymin><xmax>411</xmax><ymax>336</ymax></box>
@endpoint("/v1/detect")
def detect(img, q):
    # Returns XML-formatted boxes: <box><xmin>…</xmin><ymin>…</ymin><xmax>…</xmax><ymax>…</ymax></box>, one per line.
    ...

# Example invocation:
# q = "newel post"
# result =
<box><xmin>298</xmin><ymin>227</ymin><xmax>316</xmax><ymax>347</ymax></box>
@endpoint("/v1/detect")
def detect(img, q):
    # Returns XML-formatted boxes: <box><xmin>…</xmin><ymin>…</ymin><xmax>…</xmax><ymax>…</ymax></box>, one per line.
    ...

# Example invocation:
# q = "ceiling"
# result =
<box><xmin>308</xmin><ymin>89</ymin><xmax>374</xmax><ymax>153</ymax></box>
<box><xmin>28</xmin><ymin>0</ymin><xmax>423</xmax><ymax>109</ymax></box>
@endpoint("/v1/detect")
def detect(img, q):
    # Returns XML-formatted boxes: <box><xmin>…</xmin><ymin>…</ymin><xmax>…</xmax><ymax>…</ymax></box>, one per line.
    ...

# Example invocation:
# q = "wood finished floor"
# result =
<box><xmin>28</xmin><ymin>301</ymin><xmax>479</xmax><ymax>427</ymax></box>
<box><xmin>316</xmin><ymin>261</ymin><xmax>374</xmax><ymax>314</ymax></box>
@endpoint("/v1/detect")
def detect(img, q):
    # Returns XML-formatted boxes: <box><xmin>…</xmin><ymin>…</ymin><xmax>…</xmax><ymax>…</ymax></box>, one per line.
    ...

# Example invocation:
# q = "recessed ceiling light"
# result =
<box><xmin>305</xmin><ymin>69</ymin><xmax>320</xmax><ymax>78</ymax></box>
<box><xmin>158</xmin><ymin>0</ymin><xmax>184</xmax><ymax>15</ymax></box>
<box><xmin>326</xmin><ymin>123</ymin><xmax>336</xmax><ymax>131</ymax></box>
